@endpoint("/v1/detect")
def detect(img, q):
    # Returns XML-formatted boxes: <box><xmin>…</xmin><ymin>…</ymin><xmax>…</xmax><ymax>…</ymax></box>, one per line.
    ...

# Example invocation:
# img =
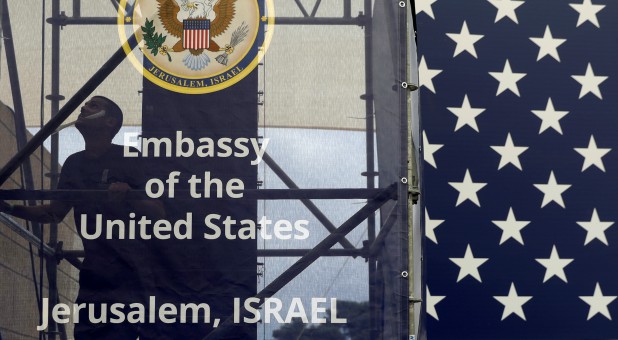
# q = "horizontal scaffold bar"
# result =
<box><xmin>0</xmin><ymin>188</ymin><xmax>394</xmax><ymax>201</ymax></box>
<box><xmin>62</xmin><ymin>248</ymin><xmax>366</xmax><ymax>258</ymax></box>
<box><xmin>46</xmin><ymin>16</ymin><xmax>367</xmax><ymax>26</ymax></box>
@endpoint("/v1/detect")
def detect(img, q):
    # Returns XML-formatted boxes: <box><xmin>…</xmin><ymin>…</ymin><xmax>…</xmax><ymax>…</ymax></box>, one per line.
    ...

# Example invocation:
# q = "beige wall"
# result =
<box><xmin>1</xmin><ymin>101</ymin><xmax>80</xmax><ymax>339</ymax></box>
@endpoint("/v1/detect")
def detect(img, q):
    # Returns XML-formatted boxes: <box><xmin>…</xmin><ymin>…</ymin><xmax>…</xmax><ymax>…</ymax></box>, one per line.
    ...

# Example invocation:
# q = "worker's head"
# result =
<box><xmin>76</xmin><ymin>96</ymin><xmax>123</xmax><ymax>138</ymax></box>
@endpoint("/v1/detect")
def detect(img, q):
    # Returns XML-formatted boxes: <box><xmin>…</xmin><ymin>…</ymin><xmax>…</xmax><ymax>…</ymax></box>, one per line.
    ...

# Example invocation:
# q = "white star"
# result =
<box><xmin>535</xmin><ymin>245</ymin><xmax>574</xmax><ymax>283</ymax></box>
<box><xmin>494</xmin><ymin>283</ymin><xmax>532</xmax><ymax>321</ymax></box>
<box><xmin>447</xmin><ymin>95</ymin><xmax>486</xmax><ymax>132</ymax></box>
<box><xmin>446</xmin><ymin>21</ymin><xmax>484</xmax><ymax>58</ymax></box>
<box><xmin>448</xmin><ymin>169</ymin><xmax>487</xmax><ymax>207</ymax></box>
<box><xmin>570</xmin><ymin>0</ymin><xmax>605</xmax><ymax>28</ymax></box>
<box><xmin>415</xmin><ymin>0</ymin><xmax>438</xmax><ymax>19</ymax></box>
<box><xmin>491</xmin><ymin>207</ymin><xmax>530</xmax><ymax>245</ymax></box>
<box><xmin>449</xmin><ymin>244</ymin><xmax>488</xmax><ymax>282</ymax></box>
<box><xmin>425</xmin><ymin>208</ymin><xmax>445</xmax><ymax>244</ymax></box>
<box><xmin>533</xmin><ymin>171</ymin><xmax>571</xmax><ymax>208</ymax></box>
<box><xmin>571</xmin><ymin>63</ymin><xmax>608</xmax><ymax>99</ymax></box>
<box><xmin>489</xmin><ymin>60</ymin><xmax>526</xmax><ymax>96</ymax></box>
<box><xmin>419</xmin><ymin>56</ymin><xmax>443</xmax><ymax>94</ymax></box>
<box><xmin>580</xmin><ymin>283</ymin><xmax>617</xmax><ymax>320</ymax></box>
<box><xmin>490</xmin><ymin>133</ymin><xmax>528</xmax><ymax>170</ymax></box>
<box><xmin>423</xmin><ymin>131</ymin><xmax>443</xmax><ymax>168</ymax></box>
<box><xmin>529</xmin><ymin>26</ymin><xmax>566</xmax><ymax>62</ymax></box>
<box><xmin>531</xmin><ymin>98</ymin><xmax>569</xmax><ymax>134</ymax></box>
<box><xmin>487</xmin><ymin>0</ymin><xmax>525</xmax><ymax>23</ymax></box>
<box><xmin>574</xmin><ymin>135</ymin><xmax>611</xmax><ymax>172</ymax></box>
<box><xmin>426</xmin><ymin>287</ymin><xmax>446</xmax><ymax>320</ymax></box>
<box><xmin>577</xmin><ymin>208</ymin><xmax>614</xmax><ymax>246</ymax></box>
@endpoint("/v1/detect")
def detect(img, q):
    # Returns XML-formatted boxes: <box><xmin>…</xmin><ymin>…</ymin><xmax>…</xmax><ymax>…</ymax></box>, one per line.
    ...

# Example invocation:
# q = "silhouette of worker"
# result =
<box><xmin>0</xmin><ymin>96</ymin><xmax>165</xmax><ymax>339</ymax></box>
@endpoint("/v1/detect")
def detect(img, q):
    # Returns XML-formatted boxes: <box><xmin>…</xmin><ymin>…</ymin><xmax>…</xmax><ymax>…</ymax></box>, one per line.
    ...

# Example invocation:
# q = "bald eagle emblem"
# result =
<box><xmin>146</xmin><ymin>0</ymin><xmax>249</xmax><ymax>70</ymax></box>
<box><xmin>119</xmin><ymin>0</ymin><xmax>270</xmax><ymax>93</ymax></box>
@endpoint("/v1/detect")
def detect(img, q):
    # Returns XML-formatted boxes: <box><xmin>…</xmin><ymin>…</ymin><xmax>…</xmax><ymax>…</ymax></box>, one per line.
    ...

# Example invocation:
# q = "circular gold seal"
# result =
<box><xmin>117</xmin><ymin>0</ymin><xmax>274</xmax><ymax>94</ymax></box>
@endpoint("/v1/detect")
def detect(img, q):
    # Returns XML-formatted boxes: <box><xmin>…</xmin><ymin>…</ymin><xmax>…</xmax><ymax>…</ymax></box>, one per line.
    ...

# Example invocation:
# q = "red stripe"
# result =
<box><xmin>183</xmin><ymin>29</ymin><xmax>213</xmax><ymax>49</ymax></box>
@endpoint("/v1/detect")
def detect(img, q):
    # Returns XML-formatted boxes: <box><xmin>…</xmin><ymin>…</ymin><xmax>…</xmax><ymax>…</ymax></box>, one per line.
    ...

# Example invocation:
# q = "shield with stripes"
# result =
<box><xmin>182</xmin><ymin>19</ymin><xmax>210</xmax><ymax>49</ymax></box>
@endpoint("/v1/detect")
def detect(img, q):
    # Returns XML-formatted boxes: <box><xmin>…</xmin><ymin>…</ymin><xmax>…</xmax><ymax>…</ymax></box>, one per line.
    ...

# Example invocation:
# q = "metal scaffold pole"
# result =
<box><xmin>361</xmin><ymin>0</ymin><xmax>380</xmax><ymax>338</ymax></box>
<box><xmin>46</xmin><ymin>0</ymin><xmax>63</xmax><ymax>338</ymax></box>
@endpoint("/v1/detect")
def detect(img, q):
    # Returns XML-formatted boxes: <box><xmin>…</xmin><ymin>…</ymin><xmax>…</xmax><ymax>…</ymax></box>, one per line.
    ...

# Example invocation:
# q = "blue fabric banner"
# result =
<box><xmin>417</xmin><ymin>0</ymin><xmax>618</xmax><ymax>339</ymax></box>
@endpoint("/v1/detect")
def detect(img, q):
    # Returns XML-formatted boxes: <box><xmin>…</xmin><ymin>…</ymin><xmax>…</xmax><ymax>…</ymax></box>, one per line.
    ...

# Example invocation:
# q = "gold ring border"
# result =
<box><xmin>117</xmin><ymin>0</ymin><xmax>275</xmax><ymax>94</ymax></box>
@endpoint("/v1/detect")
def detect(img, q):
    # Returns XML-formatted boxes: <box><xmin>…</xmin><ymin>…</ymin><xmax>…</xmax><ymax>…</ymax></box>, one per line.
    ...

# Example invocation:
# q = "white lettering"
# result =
<box><xmin>37</xmin><ymin>297</ymin><xmax>345</xmax><ymax>329</ymax></box>
<box><xmin>79</xmin><ymin>213</ymin><xmax>193</xmax><ymax>240</ymax></box>
<box><xmin>251</xmin><ymin>138</ymin><xmax>269</xmax><ymax>165</ymax></box>
<box><xmin>130</xmin><ymin>133</ymin><xmax>267</xmax><ymax>165</ymax></box>
<box><xmin>203</xmin><ymin>215</ymin><xmax>311</xmax><ymax>240</ymax></box>
<box><xmin>159</xmin><ymin>303</ymin><xmax>177</xmax><ymax>323</ymax></box>
<box><xmin>176</xmin><ymin>131</ymin><xmax>194</xmax><ymax>157</ymax></box>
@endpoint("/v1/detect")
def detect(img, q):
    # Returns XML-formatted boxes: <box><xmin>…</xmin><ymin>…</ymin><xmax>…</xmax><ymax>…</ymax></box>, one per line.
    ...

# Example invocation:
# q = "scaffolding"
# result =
<box><xmin>0</xmin><ymin>1</ymin><xmax>413</xmax><ymax>339</ymax></box>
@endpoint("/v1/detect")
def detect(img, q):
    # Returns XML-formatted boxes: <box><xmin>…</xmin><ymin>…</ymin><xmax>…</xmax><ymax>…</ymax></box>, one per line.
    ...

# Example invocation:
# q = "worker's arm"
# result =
<box><xmin>0</xmin><ymin>200</ymin><xmax>72</xmax><ymax>224</ymax></box>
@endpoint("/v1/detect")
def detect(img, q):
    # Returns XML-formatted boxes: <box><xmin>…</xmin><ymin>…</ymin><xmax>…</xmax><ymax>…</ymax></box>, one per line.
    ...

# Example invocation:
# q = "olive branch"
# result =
<box><xmin>141</xmin><ymin>18</ymin><xmax>172</xmax><ymax>62</ymax></box>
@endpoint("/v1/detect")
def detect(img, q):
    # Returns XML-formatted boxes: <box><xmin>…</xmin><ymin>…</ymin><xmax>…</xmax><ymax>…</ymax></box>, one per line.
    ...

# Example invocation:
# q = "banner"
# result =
<box><xmin>417</xmin><ymin>0</ymin><xmax>618</xmax><ymax>339</ymax></box>
<box><xmin>0</xmin><ymin>1</ymin><xmax>411</xmax><ymax>339</ymax></box>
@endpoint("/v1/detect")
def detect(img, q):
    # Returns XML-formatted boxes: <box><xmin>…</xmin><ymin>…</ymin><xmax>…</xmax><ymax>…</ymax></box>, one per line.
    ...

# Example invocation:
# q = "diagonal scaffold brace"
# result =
<box><xmin>0</xmin><ymin>34</ymin><xmax>139</xmax><ymax>186</ymax></box>
<box><xmin>202</xmin><ymin>183</ymin><xmax>398</xmax><ymax>339</ymax></box>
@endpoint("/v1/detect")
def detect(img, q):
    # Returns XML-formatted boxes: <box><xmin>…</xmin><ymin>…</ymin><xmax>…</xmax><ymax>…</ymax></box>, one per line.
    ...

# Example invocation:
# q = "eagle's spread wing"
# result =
<box><xmin>157</xmin><ymin>0</ymin><xmax>183</xmax><ymax>38</ymax></box>
<box><xmin>210</xmin><ymin>0</ymin><xmax>237</xmax><ymax>37</ymax></box>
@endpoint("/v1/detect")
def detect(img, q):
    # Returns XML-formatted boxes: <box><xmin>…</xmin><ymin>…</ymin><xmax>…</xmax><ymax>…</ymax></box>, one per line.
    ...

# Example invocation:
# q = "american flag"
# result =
<box><xmin>183</xmin><ymin>19</ymin><xmax>210</xmax><ymax>49</ymax></box>
<box><xmin>416</xmin><ymin>0</ymin><xmax>618</xmax><ymax>339</ymax></box>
